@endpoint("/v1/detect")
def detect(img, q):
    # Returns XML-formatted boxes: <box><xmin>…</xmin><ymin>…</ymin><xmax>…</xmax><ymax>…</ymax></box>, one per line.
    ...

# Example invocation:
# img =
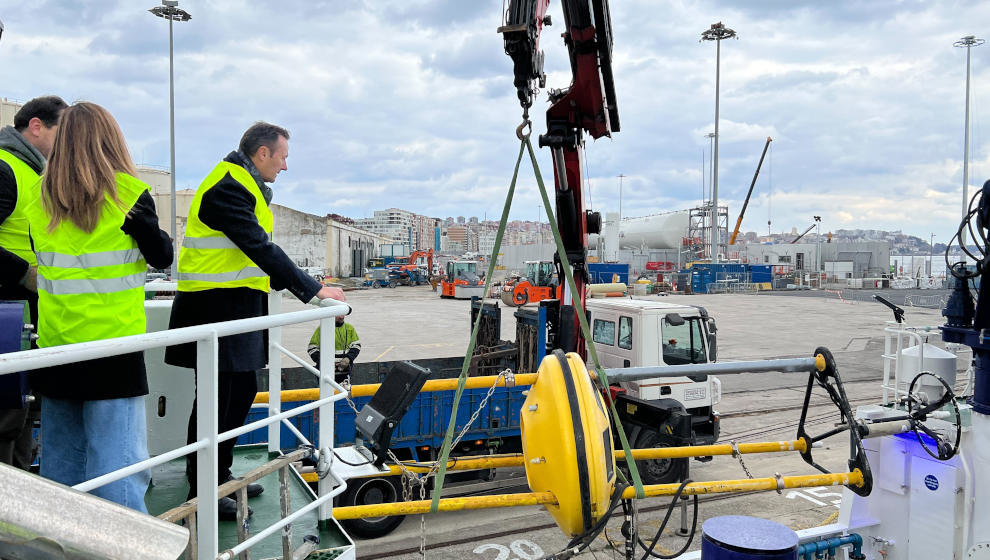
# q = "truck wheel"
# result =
<box><xmin>633</xmin><ymin>429</ymin><xmax>686</xmax><ymax>485</ymax></box>
<box><xmin>388</xmin><ymin>280</ymin><xmax>397</xmax><ymax>288</ymax></box>
<box><xmin>372</xmin><ymin>281</ymin><xmax>381</xmax><ymax>289</ymax></box>
<box><xmin>338</xmin><ymin>476</ymin><xmax>405</xmax><ymax>539</ymax></box>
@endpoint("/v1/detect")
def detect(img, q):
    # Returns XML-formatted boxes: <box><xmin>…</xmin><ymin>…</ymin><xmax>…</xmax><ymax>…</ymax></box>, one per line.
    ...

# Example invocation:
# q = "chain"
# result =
<box><xmin>730</xmin><ymin>440</ymin><xmax>755</xmax><ymax>479</ymax></box>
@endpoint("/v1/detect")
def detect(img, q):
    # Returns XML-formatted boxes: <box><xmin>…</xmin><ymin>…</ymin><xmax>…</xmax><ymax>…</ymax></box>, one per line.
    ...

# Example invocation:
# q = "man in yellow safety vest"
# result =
<box><xmin>0</xmin><ymin>95</ymin><xmax>66</xmax><ymax>470</ymax></box>
<box><xmin>165</xmin><ymin>122</ymin><xmax>344</xmax><ymax>520</ymax></box>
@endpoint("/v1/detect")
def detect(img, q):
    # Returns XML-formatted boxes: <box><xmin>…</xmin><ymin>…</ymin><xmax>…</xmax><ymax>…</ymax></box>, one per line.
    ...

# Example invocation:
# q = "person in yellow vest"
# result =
<box><xmin>23</xmin><ymin>102</ymin><xmax>173</xmax><ymax>511</ymax></box>
<box><xmin>164</xmin><ymin>122</ymin><xmax>344</xmax><ymax>520</ymax></box>
<box><xmin>0</xmin><ymin>95</ymin><xmax>66</xmax><ymax>471</ymax></box>
<box><xmin>307</xmin><ymin>313</ymin><xmax>361</xmax><ymax>382</ymax></box>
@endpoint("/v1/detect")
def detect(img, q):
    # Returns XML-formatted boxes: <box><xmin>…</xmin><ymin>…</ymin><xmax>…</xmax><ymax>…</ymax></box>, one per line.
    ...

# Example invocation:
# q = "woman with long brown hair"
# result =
<box><xmin>23</xmin><ymin>102</ymin><xmax>172</xmax><ymax>511</ymax></box>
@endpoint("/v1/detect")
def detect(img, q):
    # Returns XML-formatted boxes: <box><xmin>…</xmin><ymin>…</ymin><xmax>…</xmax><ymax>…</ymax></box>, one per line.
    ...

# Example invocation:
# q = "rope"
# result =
<box><xmin>429</xmin><ymin>139</ymin><xmax>527</xmax><ymax>512</ymax></box>
<box><xmin>524</xmin><ymin>136</ymin><xmax>646</xmax><ymax>500</ymax></box>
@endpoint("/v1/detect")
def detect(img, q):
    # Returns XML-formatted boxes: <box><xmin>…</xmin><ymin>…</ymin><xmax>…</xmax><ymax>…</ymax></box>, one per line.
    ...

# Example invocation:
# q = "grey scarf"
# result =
<box><xmin>0</xmin><ymin>126</ymin><xmax>45</xmax><ymax>173</ymax></box>
<box><xmin>235</xmin><ymin>150</ymin><xmax>273</xmax><ymax>205</ymax></box>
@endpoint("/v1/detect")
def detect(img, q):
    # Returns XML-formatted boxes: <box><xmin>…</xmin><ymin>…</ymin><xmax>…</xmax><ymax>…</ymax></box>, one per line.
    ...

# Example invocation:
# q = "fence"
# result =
<box><xmin>0</xmin><ymin>285</ymin><xmax>352</xmax><ymax>559</ymax></box>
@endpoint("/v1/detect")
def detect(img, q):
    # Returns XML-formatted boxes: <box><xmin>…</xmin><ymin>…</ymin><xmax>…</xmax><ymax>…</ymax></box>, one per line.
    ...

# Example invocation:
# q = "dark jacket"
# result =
<box><xmin>29</xmin><ymin>190</ymin><xmax>174</xmax><ymax>401</ymax></box>
<box><xmin>164</xmin><ymin>151</ymin><xmax>322</xmax><ymax>372</ymax></box>
<box><xmin>0</xmin><ymin>126</ymin><xmax>42</xmax><ymax>293</ymax></box>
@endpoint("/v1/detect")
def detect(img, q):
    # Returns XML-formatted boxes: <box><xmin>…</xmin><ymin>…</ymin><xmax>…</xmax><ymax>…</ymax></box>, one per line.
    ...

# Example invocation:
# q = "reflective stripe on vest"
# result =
<box><xmin>36</xmin><ymin>247</ymin><xmax>144</xmax><ymax>269</ymax></box>
<box><xmin>37</xmin><ymin>271</ymin><xmax>146</xmax><ymax>295</ymax></box>
<box><xmin>0</xmin><ymin>149</ymin><xmax>40</xmax><ymax>265</ymax></box>
<box><xmin>177</xmin><ymin>161</ymin><xmax>273</xmax><ymax>293</ymax></box>
<box><xmin>22</xmin><ymin>172</ymin><xmax>149</xmax><ymax>348</ymax></box>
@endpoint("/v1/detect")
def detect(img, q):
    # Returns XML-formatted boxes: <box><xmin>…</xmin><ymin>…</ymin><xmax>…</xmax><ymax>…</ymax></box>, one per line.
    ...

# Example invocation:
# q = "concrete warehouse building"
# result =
<box><xmin>0</xmin><ymin>98</ymin><xmax>20</xmax><ymax>127</ymax></box>
<box><xmin>151</xmin><ymin>184</ymin><xmax>389</xmax><ymax>278</ymax></box>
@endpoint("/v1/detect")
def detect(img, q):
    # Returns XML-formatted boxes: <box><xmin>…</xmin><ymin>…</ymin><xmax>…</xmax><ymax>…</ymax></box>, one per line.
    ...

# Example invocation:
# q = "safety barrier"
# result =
<box><xmin>904</xmin><ymin>294</ymin><xmax>948</xmax><ymax>308</ymax></box>
<box><xmin>0</xmin><ymin>284</ymin><xmax>351</xmax><ymax>560</ymax></box>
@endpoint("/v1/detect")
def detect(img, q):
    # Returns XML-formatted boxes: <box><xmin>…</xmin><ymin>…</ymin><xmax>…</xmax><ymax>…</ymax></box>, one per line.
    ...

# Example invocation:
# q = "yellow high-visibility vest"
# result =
<box><xmin>22</xmin><ymin>173</ymin><xmax>149</xmax><ymax>347</ymax></box>
<box><xmin>0</xmin><ymin>148</ymin><xmax>40</xmax><ymax>265</ymax></box>
<box><xmin>177</xmin><ymin>161</ymin><xmax>273</xmax><ymax>293</ymax></box>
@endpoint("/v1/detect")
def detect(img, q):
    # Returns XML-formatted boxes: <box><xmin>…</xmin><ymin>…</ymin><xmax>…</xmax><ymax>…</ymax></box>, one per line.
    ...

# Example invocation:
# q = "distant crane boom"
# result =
<box><xmin>729</xmin><ymin>136</ymin><xmax>772</xmax><ymax>245</ymax></box>
<box><xmin>791</xmin><ymin>223</ymin><xmax>816</xmax><ymax>244</ymax></box>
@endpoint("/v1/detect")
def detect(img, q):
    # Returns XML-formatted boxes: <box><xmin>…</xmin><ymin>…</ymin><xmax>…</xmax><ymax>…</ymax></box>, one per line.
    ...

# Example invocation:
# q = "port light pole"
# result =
<box><xmin>954</xmin><ymin>35</ymin><xmax>984</xmax><ymax>262</ymax></box>
<box><xmin>929</xmin><ymin>233</ymin><xmax>935</xmax><ymax>277</ymax></box>
<box><xmin>814</xmin><ymin>215</ymin><xmax>822</xmax><ymax>281</ymax></box>
<box><xmin>701</xmin><ymin>22</ymin><xmax>736</xmax><ymax>265</ymax></box>
<box><xmin>617</xmin><ymin>174</ymin><xmax>625</xmax><ymax>224</ymax></box>
<box><xmin>149</xmin><ymin>0</ymin><xmax>191</xmax><ymax>279</ymax></box>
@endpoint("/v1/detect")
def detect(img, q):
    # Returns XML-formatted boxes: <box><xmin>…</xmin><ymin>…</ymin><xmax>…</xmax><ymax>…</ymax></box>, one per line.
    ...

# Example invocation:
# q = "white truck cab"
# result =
<box><xmin>585</xmin><ymin>298</ymin><xmax>721</xmax><ymax>482</ymax></box>
<box><xmin>585</xmin><ymin>298</ymin><xmax>720</xmax><ymax>410</ymax></box>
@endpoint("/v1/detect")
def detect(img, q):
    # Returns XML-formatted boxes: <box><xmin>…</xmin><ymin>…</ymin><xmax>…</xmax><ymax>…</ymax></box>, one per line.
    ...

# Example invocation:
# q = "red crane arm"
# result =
<box><xmin>501</xmin><ymin>0</ymin><xmax>618</xmax><ymax>358</ymax></box>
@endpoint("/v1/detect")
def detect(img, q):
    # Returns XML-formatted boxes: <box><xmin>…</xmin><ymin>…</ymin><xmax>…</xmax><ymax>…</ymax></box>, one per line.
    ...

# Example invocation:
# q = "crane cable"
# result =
<box><xmin>430</xmin><ymin>127</ymin><xmax>647</xmax><ymax>514</ymax></box>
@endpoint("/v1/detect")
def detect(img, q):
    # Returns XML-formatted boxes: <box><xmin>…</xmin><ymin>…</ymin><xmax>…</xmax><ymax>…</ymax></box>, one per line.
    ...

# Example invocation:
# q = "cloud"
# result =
<box><xmin>2</xmin><ymin>0</ymin><xmax>989</xmax><ymax>245</ymax></box>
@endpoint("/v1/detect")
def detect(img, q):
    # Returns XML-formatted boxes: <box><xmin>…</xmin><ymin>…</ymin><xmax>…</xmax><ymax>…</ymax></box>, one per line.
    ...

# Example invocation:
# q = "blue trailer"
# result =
<box><xmin>588</xmin><ymin>262</ymin><xmax>629</xmax><ymax>284</ymax></box>
<box><xmin>239</xmin><ymin>299</ymin><xmax>536</xmax><ymax>538</ymax></box>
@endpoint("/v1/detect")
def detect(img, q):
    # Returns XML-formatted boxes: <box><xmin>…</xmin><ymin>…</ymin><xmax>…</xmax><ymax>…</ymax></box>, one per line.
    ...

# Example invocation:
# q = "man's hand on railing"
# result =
<box><xmin>316</xmin><ymin>286</ymin><xmax>346</xmax><ymax>301</ymax></box>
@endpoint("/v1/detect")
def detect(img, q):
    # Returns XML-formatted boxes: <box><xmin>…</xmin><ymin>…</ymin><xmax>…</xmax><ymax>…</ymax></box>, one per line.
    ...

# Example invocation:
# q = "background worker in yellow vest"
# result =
<box><xmin>24</xmin><ymin>102</ymin><xmax>173</xmax><ymax>511</ymax></box>
<box><xmin>164</xmin><ymin>122</ymin><xmax>344</xmax><ymax>520</ymax></box>
<box><xmin>0</xmin><ymin>95</ymin><xmax>67</xmax><ymax>471</ymax></box>
<box><xmin>307</xmin><ymin>312</ymin><xmax>361</xmax><ymax>382</ymax></box>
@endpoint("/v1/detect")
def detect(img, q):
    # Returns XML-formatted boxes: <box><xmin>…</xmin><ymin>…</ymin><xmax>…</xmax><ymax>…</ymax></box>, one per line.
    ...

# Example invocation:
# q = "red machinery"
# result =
<box><xmin>501</xmin><ymin>260</ymin><xmax>562</xmax><ymax>306</ymax></box>
<box><xmin>389</xmin><ymin>249</ymin><xmax>433</xmax><ymax>273</ymax></box>
<box><xmin>387</xmin><ymin>249</ymin><xmax>433</xmax><ymax>285</ymax></box>
<box><xmin>500</xmin><ymin>0</ymin><xmax>618</xmax><ymax>357</ymax></box>
<box><xmin>440</xmin><ymin>260</ymin><xmax>485</xmax><ymax>299</ymax></box>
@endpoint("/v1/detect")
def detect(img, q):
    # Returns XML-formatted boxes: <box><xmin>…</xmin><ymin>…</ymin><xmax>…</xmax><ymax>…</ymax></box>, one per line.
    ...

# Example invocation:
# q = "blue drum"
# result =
<box><xmin>701</xmin><ymin>515</ymin><xmax>798</xmax><ymax>560</ymax></box>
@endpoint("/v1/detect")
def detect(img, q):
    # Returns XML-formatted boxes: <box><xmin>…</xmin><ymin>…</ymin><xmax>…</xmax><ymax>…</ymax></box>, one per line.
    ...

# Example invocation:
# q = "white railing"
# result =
<box><xmin>880</xmin><ymin>322</ymin><xmax>940</xmax><ymax>406</ymax></box>
<box><xmin>0</xmin><ymin>285</ymin><xmax>352</xmax><ymax>560</ymax></box>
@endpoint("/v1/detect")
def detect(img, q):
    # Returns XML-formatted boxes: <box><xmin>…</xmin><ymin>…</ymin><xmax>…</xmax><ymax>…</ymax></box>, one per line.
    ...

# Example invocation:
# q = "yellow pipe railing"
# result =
<box><xmin>299</xmin><ymin>439</ymin><xmax>808</xmax><ymax>482</ymax></box>
<box><xmin>330</xmin><ymin>470</ymin><xmax>862</xmax><ymax>520</ymax></box>
<box><xmin>254</xmin><ymin>373</ymin><xmax>540</xmax><ymax>404</ymax></box>
<box><xmin>620</xmin><ymin>470</ymin><xmax>862</xmax><ymax>499</ymax></box>
<box><xmin>332</xmin><ymin>491</ymin><xmax>558</xmax><ymax>520</ymax></box>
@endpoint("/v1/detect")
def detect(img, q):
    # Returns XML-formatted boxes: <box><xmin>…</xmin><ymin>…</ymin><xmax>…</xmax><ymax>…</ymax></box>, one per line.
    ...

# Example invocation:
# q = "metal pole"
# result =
<box><xmin>168</xmin><ymin>16</ymin><xmax>178</xmax><ymax>279</ymax></box>
<box><xmin>196</xmin><ymin>335</ymin><xmax>219</xmax><ymax>560</ymax></box>
<box><xmin>955</xmin><ymin>36</ymin><xmax>984</xmax><ymax>262</ymax></box>
<box><xmin>929</xmin><ymin>233</ymin><xmax>935</xmax><ymax>277</ymax></box>
<box><xmin>701</xmin><ymin>24</ymin><xmax>736</xmax><ymax>263</ymax></box>
<box><xmin>817</xmin><ymin>221</ymin><xmax>821</xmax><ymax>278</ymax></box>
<box><xmin>605</xmin><ymin>356</ymin><xmax>823</xmax><ymax>382</ymax></box>
<box><xmin>618</xmin><ymin>174</ymin><xmax>625</xmax><ymax>223</ymax></box>
<box><xmin>267</xmin><ymin>291</ymin><xmax>282</xmax><ymax>453</ymax></box>
<box><xmin>712</xmin><ymin>37</ymin><xmax>721</xmax><ymax>265</ymax></box>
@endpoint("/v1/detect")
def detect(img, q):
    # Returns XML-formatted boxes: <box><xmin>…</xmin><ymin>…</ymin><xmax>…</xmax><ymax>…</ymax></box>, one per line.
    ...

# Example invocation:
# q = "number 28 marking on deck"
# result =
<box><xmin>473</xmin><ymin>539</ymin><xmax>544</xmax><ymax>560</ymax></box>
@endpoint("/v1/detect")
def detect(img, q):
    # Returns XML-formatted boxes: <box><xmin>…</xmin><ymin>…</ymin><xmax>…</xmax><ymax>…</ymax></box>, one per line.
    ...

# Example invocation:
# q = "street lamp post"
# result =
<box><xmin>814</xmin><ymin>215</ymin><xmax>822</xmax><ymax>281</ymax></box>
<box><xmin>617</xmin><ymin>174</ymin><xmax>626</xmax><ymax>223</ymax></box>
<box><xmin>149</xmin><ymin>0</ymin><xmax>191</xmax><ymax>279</ymax></box>
<box><xmin>929</xmin><ymin>233</ymin><xmax>935</xmax><ymax>277</ymax></box>
<box><xmin>954</xmin><ymin>35</ymin><xmax>984</xmax><ymax>262</ymax></box>
<box><xmin>701</xmin><ymin>22</ymin><xmax>737</xmax><ymax>265</ymax></box>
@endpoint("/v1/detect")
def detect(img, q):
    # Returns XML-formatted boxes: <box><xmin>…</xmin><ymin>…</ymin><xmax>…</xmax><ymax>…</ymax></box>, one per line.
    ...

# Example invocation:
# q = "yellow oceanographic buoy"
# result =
<box><xmin>520</xmin><ymin>350</ymin><xmax>616</xmax><ymax>537</ymax></box>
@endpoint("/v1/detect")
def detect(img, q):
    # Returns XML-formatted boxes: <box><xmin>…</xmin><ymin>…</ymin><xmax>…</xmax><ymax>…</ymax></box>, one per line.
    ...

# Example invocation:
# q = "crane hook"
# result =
<box><xmin>516</xmin><ymin>106</ymin><xmax>532</xmax><ymax>139</ymax></box>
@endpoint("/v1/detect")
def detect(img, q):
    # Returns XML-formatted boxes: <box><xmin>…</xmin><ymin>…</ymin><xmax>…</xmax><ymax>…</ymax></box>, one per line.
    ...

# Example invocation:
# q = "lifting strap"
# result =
<box><xmin>430</xmin><ymin>139</ymin><xmax>526</xmax><ymax>511</ymax></box>
<box><xmin>430</xmin><ymin>133</ymin><xmax>645</xmax><ymax>513</ymax></box>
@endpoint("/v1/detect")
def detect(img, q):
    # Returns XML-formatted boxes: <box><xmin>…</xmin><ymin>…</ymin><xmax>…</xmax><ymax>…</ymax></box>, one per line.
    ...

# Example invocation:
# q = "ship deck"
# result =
<box><xmin>145</xmin><ymin>444</ymin><xmax>350</xmax><ymax>559</ymax></box>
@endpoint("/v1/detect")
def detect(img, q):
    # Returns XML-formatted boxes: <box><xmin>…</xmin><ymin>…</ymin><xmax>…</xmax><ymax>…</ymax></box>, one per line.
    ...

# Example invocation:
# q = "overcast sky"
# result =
<box><xmin>2</xmin><ymin>1</ymin><xmax>988</xmax><ymax>244</ymax></box>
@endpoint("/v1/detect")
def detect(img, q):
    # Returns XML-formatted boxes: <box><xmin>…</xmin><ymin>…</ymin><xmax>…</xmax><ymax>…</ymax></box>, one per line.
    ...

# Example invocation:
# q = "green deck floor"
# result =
<box><xmin>145</xmin><ymin>444</ymin><xmax>351</xmax><ymax>559</ymax></box>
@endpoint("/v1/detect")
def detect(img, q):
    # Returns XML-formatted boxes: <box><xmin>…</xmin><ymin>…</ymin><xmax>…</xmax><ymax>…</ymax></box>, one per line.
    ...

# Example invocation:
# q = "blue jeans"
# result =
<box><xmin>40</xmin><ymin>396</ymin><xmax>150</xmax><ymax>512</ymax></box>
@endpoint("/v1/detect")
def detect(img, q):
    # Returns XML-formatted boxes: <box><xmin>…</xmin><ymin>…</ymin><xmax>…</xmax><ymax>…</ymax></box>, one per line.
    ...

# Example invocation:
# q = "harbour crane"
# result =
<box><xmin>791</xmin><ymin>223</ymin><xmax>817</xmax><ymax>243</ymax></box>
<box><xmin>500</xmin><ymin>0</ymin><xmax>616</xmax><ymax>356</ymax></box>
<box><xmin>728</xmin><ymin>136</ymin><xmax>772</xmax><ymax>245</ymax></box>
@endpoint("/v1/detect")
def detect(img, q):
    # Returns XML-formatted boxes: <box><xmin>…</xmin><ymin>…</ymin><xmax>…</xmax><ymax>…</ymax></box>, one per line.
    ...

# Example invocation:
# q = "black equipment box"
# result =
<box><xmin>355</xmin><ymin>360</ymin><xmax>430</xmax><ymax>465</ymax></box>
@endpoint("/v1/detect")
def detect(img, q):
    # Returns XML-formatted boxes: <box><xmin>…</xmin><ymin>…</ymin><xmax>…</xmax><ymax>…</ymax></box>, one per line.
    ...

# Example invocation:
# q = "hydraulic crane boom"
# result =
<box><xmin>500</xmin><ymin>0</ymin><xmax>617</xmax><ymax>358</ymax></box>
<box><xmin>791</xmin><ymin>223</ymin><xmax>816</xmax><ymax>244</ymax></box>
<box><xmin>729</xmin><ymin>136</ymin><xmax>772</xmax><ymax>245</ymax></box>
